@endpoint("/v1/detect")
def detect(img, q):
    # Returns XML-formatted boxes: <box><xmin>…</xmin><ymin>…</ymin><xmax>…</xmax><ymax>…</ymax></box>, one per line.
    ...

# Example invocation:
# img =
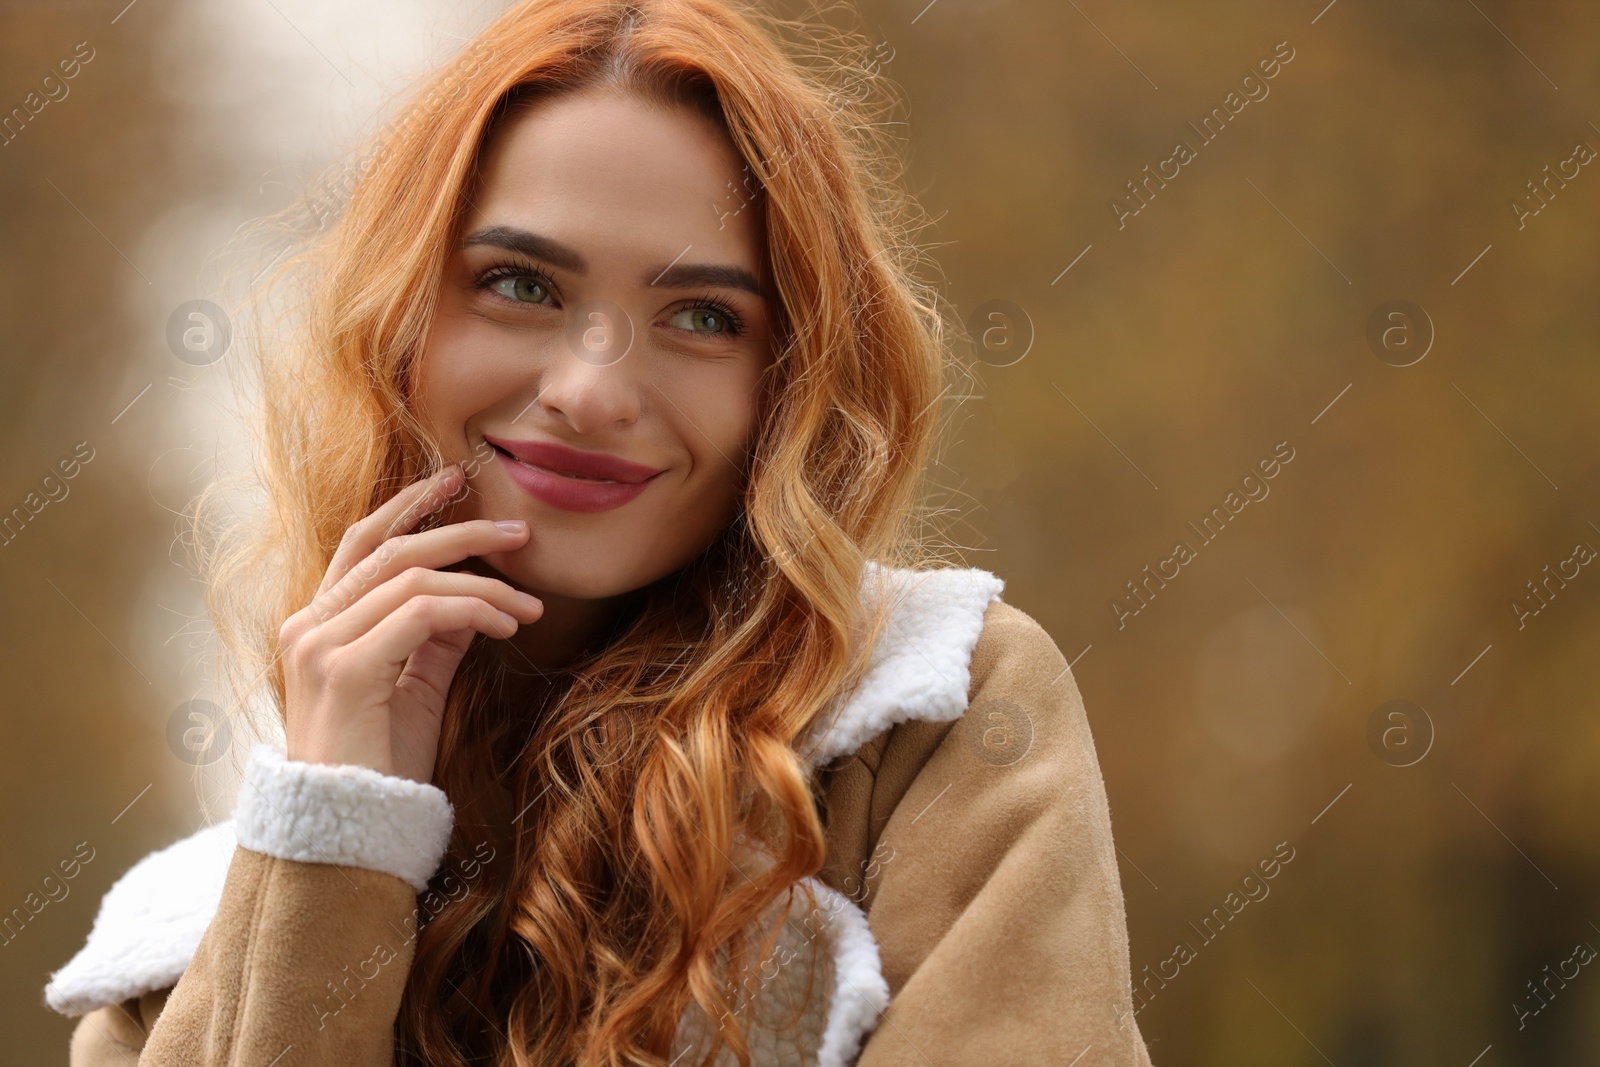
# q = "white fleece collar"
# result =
<box><xmin>44</xmin><ymin>562</ymin><xmax>1003</xmax><ymax>1048</ymax></box>
<box><xmin>798</xmin><ymin>561</ymin><xmax>1005</xmax><ymax>769</ymax></box>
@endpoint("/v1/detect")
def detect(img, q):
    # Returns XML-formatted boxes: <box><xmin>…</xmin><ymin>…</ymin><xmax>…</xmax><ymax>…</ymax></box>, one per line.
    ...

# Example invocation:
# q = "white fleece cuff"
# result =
<box><xmin>233</xmin><ymin>743</ymin><xmax>454</xmax><ymax>892</ymax></box>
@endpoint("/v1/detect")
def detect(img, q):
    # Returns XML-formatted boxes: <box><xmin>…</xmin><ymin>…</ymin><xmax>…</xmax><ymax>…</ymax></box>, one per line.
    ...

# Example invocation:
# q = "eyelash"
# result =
<box><xmin>472</xmin><ymin>258</ymin><xmax>748</xmax><ymax>338</ymax></box>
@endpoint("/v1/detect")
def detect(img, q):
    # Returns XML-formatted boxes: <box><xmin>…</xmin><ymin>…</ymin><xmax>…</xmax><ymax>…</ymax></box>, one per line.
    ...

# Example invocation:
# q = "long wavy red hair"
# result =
<box><xmin>198</xmin><ymin>1</ymin><xmax>960</xmax><ymax>1063</ymax></box>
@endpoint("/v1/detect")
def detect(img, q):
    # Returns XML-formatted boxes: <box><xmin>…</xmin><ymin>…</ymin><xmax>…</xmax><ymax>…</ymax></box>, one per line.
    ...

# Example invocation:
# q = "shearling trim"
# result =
<box><xmin>806</xmin><ymin>878</ymin><xmax>891</xmax><ymax>1067</ymax></box>
<box><xmin>42</xmin><ymin>820</ymin><xmax>237</xmax><ymax>1018</ymax></box>
<box><xmin>234</xmin><ymin>744</ymin><xmax>455</xmax><ymax>893</ymax></box>
<box><xmin>799</xmin><ymin>562</ymin><xmax>1006</xmax><ymax>769</ymax></box>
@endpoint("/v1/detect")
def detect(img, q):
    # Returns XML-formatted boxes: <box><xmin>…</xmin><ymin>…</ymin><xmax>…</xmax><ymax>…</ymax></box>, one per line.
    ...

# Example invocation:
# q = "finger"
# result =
<box><xmin>310</xmin><ymin>519</ymin><xmax>530</xmax><ymax>621</ymax></box>
<box><xmin>317</xmin><ymin>465</ymin><xmax>464</xmax><ymax>598</ymax></box>
<box><xmin>393</xmin><ymin>630</ymin><xmax>478</xmax><ymax>708</ymax></box>
<box><xmin>346</xmin><ymin>595</ymin><xmax>520</xmax><ymax>675</ymax></box>
<box><xmin>316</xmin><ymin>568</ymin><xmax>542</xmax><ymax>645</ymax></box>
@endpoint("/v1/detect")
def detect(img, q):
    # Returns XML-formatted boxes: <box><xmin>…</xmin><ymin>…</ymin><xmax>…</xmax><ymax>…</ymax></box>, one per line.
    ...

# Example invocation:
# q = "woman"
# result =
<box><xmin>44</xmin><ymin>0</ymin><xmax>1154</xmax><ymax>1063</ymax></box>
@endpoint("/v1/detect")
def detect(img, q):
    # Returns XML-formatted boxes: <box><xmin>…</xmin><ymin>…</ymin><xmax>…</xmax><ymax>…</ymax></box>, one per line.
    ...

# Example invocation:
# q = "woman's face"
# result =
<box><xmin>417</xmin><ymin>87</ymin><xmax>773</xmax><ymax>603</ymax></box>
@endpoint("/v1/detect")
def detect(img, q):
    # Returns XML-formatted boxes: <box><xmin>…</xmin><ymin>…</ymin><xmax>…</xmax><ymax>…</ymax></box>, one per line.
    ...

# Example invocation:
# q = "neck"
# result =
<box><xmin>507</xmin><ymin>586</ymin><xmax>633</xmax><ymax>672</ymax></box>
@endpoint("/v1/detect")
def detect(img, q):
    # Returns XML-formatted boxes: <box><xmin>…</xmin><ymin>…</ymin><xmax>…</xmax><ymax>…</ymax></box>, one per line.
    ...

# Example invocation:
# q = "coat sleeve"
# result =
<box><xmin>851</xmin><ymin>600</ymin><xmax>1155</xmax><ymax>1067</ymax></box>
<box><xmin>66</xmin><ymin>744</ymin><xmax>457</xmax><ymax>1067</ymax></box>
<box><xmin>67</xmin><ymin>989</ymin><xmax>168</xmax><ymax>1066</ymax></box>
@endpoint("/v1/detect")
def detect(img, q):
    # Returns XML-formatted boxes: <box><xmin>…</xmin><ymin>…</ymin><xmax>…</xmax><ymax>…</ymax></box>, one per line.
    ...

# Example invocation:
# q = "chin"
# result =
<box><xmin>477</xmin><ymin>544</ymin><xmax>664</xmax><ymax>603</ymax></box>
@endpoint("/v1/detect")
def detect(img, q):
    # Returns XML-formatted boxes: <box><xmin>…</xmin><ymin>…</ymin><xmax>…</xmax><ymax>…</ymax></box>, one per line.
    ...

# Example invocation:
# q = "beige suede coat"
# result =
<box><xmin>45</xmin><ymin>564</ymin><xmax>1155</xmax><ymax>1066</ymax></box>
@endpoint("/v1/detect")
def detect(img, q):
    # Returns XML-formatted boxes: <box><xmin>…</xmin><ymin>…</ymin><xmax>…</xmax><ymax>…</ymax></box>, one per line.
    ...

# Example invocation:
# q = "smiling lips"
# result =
<box><xmin>482</xmin><ymin>434</ymin><xmax>664</xmax><ymax>513</ymax></box>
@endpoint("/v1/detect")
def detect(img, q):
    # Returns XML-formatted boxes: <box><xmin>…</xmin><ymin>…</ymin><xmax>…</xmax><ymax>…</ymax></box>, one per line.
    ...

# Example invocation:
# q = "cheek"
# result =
<box><xmin>417</xmin><ymin>312</ymin><xmax>530</xmax><ymax>439</ymax></box>
<box><xmin>662</xmin><ymin>365</ymin><xmax>763</xmax><ymax>484</ymax></box>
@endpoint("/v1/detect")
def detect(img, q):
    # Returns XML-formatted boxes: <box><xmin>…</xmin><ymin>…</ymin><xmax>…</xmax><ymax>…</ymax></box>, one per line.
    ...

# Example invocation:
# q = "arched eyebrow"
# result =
<box><xmin>464</xmin><ymin>225</ymin><xmax>585</xmax><ymax>272</ymax></box>
<box><xmin>461</xmin><ymin>225</ymin><xmax>767</xmax><ymax>298</ymax></box>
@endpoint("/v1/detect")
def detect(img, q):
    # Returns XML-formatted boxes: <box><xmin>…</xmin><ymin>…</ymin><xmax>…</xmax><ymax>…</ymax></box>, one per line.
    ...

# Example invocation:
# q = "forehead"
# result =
<box><xmin>466</xmin><ymin>88</ymin><xmax>765</xmax><ymax>273</ymax></box>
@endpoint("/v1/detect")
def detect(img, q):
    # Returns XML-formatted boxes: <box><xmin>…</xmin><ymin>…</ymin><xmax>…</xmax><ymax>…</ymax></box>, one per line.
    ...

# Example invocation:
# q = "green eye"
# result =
<box><xmin>489</xmin><ymin>274</ymin><xmax>550</xmax><ymax>304</ymax></box>
<box><xmin>670</xmin><ymin>306</ymin><xmax>739</xmax><ymax>336</ymax></box>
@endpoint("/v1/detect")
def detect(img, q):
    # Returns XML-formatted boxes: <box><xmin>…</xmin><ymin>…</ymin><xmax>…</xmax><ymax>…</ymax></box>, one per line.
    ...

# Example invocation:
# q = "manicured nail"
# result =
<box><xmin>495</xmin><ymin>520</ymin><xmax>527</xmax><ymax>533</ymax></box>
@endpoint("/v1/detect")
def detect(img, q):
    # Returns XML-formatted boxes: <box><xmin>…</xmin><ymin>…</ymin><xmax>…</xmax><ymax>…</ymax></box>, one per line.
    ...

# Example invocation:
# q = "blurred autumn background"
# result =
<box><xmin>3</xmin><ymin>0</ymin><xmax>1598</xmax><ymax>1062</ymax></box>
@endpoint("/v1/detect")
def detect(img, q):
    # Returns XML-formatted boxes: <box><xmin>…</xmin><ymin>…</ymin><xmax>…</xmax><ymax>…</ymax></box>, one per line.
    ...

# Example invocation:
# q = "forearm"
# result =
<box><xmin>142</xmin><ymin>845</ymin><xmax>422</xmax><ymax>1065</ymax></box>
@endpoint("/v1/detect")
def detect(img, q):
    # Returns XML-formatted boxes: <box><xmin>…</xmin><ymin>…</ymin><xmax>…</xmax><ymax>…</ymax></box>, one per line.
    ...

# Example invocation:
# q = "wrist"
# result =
<box><xmin>284</xmin><ymin>724</ymin><xmax>396</xmax><ymax>778</ymax></box>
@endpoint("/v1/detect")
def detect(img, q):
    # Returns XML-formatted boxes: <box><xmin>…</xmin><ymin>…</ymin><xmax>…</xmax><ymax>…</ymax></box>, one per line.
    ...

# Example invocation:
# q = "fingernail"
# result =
<box><xmin>517</xmin><ymin>591</ymin><xmax>541</xmax><ymax>610</ymax></box>
<box><xmin>495</xmin><ymin>520</ymin><xmax>526</xmax><ymax>533</ymax></box>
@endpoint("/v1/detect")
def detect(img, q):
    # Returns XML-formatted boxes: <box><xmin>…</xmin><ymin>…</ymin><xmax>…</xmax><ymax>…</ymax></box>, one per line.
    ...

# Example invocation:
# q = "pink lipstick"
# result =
<box><xmin>482</xmin><ymin>434</ymin><xmax>664</xmax><ymax>513</ymax></box>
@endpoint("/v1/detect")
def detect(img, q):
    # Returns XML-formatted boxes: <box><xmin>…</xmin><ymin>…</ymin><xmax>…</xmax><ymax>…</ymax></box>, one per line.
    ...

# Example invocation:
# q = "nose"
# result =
<box><xmin>534</xmin><ymin>308</ymin><xmax>642</xmax><ymax>433</ymax></box>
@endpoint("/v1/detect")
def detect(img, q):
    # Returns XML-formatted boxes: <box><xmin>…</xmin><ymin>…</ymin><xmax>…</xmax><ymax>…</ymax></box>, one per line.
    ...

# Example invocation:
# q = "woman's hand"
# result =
<box><xmin>278</xmin><ymin>465</ymin><xmax>542</xmax><ymax>783</ymax></box>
